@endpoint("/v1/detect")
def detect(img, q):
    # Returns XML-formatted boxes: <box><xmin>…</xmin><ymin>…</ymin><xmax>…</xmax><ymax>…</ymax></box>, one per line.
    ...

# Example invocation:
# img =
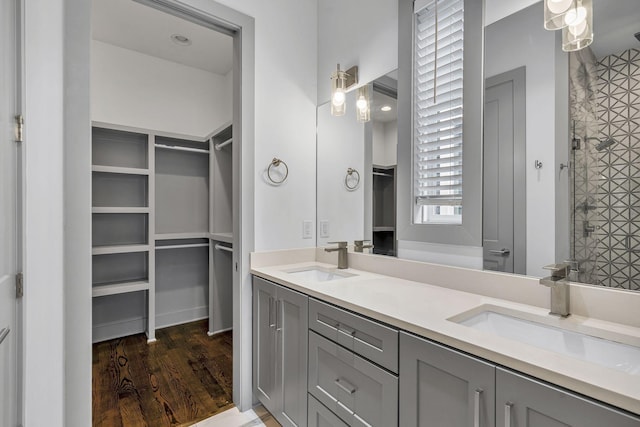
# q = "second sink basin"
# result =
<box><xmin>451</xmin><ymin>305</ymin><xmax>640</xmax><ymax>375</ymax></box>
<box><xmin>284</xmin><ymin>266</ymin><xmax>356</xmax><ymax>282</ymax></box>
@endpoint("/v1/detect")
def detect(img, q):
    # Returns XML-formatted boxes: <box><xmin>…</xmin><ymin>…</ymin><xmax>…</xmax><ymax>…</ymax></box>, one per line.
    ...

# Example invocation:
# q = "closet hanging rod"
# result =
<box><xmin>214</xmin><ymin>137</ymin><xmax>233</xmax><ymax>151</ymax></box>
<box><xmin>156</xmin><ymin>243</ymin><xmax>210</xmax><ymax>250</ymax></box>
<box><xmin>214</xmin><ymin>243</ymin><xmax>233</xmax><ymax>253</ymax></box>
<box><xmin>373</xmin><ymin>172</ymin><xmax>393</xmax><ymax>177</ymax></box>
<box><xmin>155</xmin><ymin>144</ymin><xmax>209</xmax><ymax>154</ymax></box>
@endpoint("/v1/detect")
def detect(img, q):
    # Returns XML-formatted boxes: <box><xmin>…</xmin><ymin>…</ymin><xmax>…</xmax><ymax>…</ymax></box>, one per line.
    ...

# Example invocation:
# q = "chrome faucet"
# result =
<box><xmin>325</xmin><ymin>241</ymin><xmax>348</xmax><ymax>269</ymax></box>
<box><xmin>354</xmin><ymin>240</ymin><xmax>373</xmax><ymax>253</ymax></box>
<box><xmin>540</xmin><ymin>263</ymin><xmax>571</xmax><ymax>317</ymax></box>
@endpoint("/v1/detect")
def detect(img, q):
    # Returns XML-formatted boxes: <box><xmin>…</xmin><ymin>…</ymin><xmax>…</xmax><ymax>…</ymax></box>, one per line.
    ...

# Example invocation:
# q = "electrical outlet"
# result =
<box><xmin>320</xmin><ymin>220</ymin><xmax>330</xmax><ymax>238</ymax></box>
<box><xmin>303</xmin><ymin>220</ymin><xmax>313</xmax><ymax>239</ymax></box>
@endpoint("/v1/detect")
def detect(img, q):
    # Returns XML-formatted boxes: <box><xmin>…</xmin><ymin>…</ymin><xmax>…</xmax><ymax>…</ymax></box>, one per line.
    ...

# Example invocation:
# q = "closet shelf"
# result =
<box><xmin>210</xmin><ymin>232</ymin><xmax>233</xmax><ymax>243</ymax></box>
<box><xmin>373</xmin><ymin>226</ymin><xmax>395</xmax><ymax>232</ymax></box>
<box><xmin>156</xmin><ymin>243</ymin><xmax>209</xmax><ymax>250</ymax></box>
<box><xmin>92</xmin><ymin>280</ymin><xmax>150</xmax><ymax>298</ymax></box>
<box><xmin>92</xmin><ymin>165</ymin><xmax>150</xmax><ymax>175</ymax></box>
<box><xmin>92</xmin><ymin>207</ymin><xmax>150</xmax><ymax>214</ymax></box>
<box><xmin>92</xmin><ymin>244</ymin><xmax>150</xmax><ymax>255</ymax></box>
<box><xmin>155</xmin><ymin>232</ymin><xmax>210</xmax><ymax>240</ymax></box>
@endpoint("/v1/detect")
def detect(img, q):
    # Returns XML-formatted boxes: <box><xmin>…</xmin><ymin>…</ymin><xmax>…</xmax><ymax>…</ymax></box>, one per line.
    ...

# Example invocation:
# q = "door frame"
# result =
<box><xmin>61</xmin><ymin>1</ymin><xmax>256</xmax><ymax>425</ymax></box>
<box><xmin>484</xmin><ymin>67</ymin><xmax>527</xmax><ymax>274</ymax></box>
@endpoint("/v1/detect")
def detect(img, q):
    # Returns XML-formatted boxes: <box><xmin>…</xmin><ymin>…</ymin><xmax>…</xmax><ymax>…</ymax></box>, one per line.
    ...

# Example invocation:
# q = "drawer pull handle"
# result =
<box><xmin>337</xmin><ymin>323</ymin><xmax>356</xmax><ymax>337</ymax></box>
<box><xmin>335</xmin><ymin>378</ymin><xmax>357</xmax><ymax>395</ymax></box>
<box><xmin>474</xmin><ymin>389</ymin><xmax>483</xmax><ymax>427</ymax></box>
<box><xmin>276</xmin><ymin>300</ymin><xmax>283</xmax><ymax>332</ymax></box>
<box><xmin>268</xmin><ymin>297</ymin><xmax>275</xmax><ymax>328</ymax></box>
<box><xmin>504</xmin><ymin>402</ymin><xmax>513</xmax><ymax>427</ymax></box>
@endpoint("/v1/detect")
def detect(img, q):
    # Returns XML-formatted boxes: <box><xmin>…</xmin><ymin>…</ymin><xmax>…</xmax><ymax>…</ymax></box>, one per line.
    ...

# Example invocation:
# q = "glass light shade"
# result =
<box><xmin>562</xmin><ymin>0</ymin><xmax>593</xmax><ymax>51</ymax></box>
<box><xmin>544</xmin><ymin>0</ymin><xmax>576</xmax><ymax>30</ymax></box>
<box><xmin>331</xmin><ymin>66</ymin><xmax>347</xmax><ymax>116</ymax></box>
<box><xmin>355</xmin><ymin>86</ymin><xmax>370</xmax><ymax>123</ymax></box>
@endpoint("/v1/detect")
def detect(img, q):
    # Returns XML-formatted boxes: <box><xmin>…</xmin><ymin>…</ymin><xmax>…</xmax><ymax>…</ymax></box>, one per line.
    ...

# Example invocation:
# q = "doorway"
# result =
<box><xmin>86</xmin><ymin>0</ymin><xmax>255</xmax><ymax>424</ymax></box>
<box><xmin>483</xmin><ymin>67</ymin><xmax>526</xmax><ymax>274</ymax></box>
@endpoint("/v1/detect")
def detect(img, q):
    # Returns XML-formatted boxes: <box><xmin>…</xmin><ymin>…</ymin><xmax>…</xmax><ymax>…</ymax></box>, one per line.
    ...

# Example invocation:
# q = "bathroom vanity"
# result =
<box><xmin>251</xmin><ymin>248</ymin><xmax>640</xmax><ymax>427</ymax></box>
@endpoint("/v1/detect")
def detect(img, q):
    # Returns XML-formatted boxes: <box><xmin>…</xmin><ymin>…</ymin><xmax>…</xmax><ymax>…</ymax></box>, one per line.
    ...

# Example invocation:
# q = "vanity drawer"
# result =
<box><xmin>308</xmin><ymin>394</ymin><xmax>349</xmax><ymax>427</ymax></box>
<box><xmin>308</xmin><ymin>331</ymin><xmax>398</xmax><ymax>427</ymax></box>
<box><xmin>309</xmin><ymin>298</ymin><xmax>398</xmax><ymax>373</ymax></box>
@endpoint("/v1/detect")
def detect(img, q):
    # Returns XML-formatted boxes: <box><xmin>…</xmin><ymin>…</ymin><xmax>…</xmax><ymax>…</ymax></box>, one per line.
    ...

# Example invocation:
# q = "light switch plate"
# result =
<box><xmin>303</xmin><ymin>220</ymin><xmax>313</xmax><ymax>239</ymax></box>
<box><xmin>319</xmin><ymin>220</ymin><xmax>330</xmax><ymax>238</ymax></box>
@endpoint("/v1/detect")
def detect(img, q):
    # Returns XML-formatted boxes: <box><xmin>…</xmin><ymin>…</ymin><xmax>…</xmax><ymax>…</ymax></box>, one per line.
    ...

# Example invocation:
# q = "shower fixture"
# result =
<box><xmin>584</xmin><ymin>136</ymin><xmax>617</xmax><ymax>151</ymax></box>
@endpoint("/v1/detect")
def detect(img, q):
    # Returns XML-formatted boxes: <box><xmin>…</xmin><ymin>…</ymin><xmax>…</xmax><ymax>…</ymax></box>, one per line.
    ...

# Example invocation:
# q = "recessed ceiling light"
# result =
<box><xmin>381</xmin><ymin>105</ymin><xmax>392</xmax><ymax>112</ymax></box>
<box><xmin>171</xmin><ymin>34</ymin><xmax>192</xmax><ymax>46</ymax></box>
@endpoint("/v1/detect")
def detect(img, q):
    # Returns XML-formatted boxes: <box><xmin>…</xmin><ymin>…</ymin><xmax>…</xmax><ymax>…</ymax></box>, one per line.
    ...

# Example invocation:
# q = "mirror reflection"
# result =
<box><xmin>316</xmin><ymin>0</ymin><xmax>640</xmax><ymax>291</ymax></box>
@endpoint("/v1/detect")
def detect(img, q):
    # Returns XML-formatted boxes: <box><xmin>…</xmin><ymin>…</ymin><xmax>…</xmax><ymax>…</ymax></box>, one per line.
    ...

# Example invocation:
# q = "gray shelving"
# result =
<box><xmin>91</xmin><ymin>122</ymin><xmax>234</xmax><ymax>343</ymax></box>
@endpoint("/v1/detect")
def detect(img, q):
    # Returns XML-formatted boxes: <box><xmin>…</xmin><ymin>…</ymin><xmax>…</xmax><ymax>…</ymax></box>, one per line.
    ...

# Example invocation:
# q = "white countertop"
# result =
<box><xmin>251</xmin><ymin>251</ymin><xmax>640</xmax><ymax>416</ymax></box>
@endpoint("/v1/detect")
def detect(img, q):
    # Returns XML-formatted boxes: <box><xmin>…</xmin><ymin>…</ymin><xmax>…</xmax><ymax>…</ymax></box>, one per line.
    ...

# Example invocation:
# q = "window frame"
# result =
<box><xmin>397</xmin><ymin>0</ymin><xmax>484</xmax><ymax>247</ymax></box>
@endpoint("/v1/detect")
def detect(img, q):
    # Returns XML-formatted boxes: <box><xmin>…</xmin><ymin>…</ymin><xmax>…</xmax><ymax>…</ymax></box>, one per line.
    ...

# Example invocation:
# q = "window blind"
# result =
<box><xmin>413</xmin><ymin>0</ymin><xmax>464</xmax><ymax>221</ymax></box>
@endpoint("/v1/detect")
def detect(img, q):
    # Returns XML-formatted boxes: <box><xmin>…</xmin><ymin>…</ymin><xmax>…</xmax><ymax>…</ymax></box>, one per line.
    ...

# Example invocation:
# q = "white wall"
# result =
<box><xmin>214</xmin><ymin>0</ymin><xmax>318</xmax><ymax>251</ymax></box>
<box><xmin>484</xmin><ymin>0</ymin><xmax>540</xmax><ymax>25</ymax></box>
<box><xmin>317</xmin><ymin>0</ymin><xmax>398</xmax><ymax>104</ymax></box>
<box><xmin>485</xmin><ymin>3</ymin><xmax>561</xmax><ymax>277</ymax></box>
<box><xmin>317</xmin><ymin>93</ymin><xmax>366</xmax><ymax>246</ymax></box>
<box><xmin>91</xmin><ymin>40</ymin><xmax>231</xmax><ymax>137</ymax></box>
<box><xmin>23</xmin><ymin>0</ymin><xmax>65</xmax><ymax>425</ymax></box>
<box><xmin>373</xmin><ymin>120</ymin><xmax>397</xmax><ymax>166</ymax></box>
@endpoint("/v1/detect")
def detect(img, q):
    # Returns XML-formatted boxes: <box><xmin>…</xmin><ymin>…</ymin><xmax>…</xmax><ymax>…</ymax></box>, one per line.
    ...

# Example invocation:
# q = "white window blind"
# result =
<box><xmin>413</xmin><ymin>0</ymin><xmax>464</xmax><ymax>224</ymax></box>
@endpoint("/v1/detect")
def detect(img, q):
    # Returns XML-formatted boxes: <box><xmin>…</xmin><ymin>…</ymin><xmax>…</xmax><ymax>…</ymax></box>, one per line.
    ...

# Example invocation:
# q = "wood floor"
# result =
<box><xmin>93</xmin><ymin>321</ymin><xmax>234</xmax><ymax>427</ymax></box>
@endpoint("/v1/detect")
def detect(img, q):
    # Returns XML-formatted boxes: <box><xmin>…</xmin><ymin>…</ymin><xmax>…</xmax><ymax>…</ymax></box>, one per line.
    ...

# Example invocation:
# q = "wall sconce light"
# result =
<box><xmin>544</xmin><ymin>0</ymin><xmax>577</xmax><ymax>30</ymax></box>
<box><xmin>561</xmin><ymin>0</ymin><xmax>593</xmax><ymax>51</ymax></box>
<box><xmin>330</xmin><ymin>63</ymin><xmax>358</xmax><ymax>116</ymax></box>
<box><xmin>355</xmin><ymin>85</ymin><xmax>370</xmax><ymax>123</ymax></box>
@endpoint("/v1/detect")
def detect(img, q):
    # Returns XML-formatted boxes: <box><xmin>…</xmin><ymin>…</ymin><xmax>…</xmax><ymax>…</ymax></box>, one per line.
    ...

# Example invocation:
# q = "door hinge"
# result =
<box><xmin>15</xmin><ymin>115</ymin><xmax>24</xmax><ymax>143</ymax></box>
<box><xmin>16</xmin><ymin>272</ymin><xmax>24</xmax><ymax>298</ymax></box>
<box><xmin>235</xmin><ymin>262</ymin><xmax>238</xmax><ymax>272</ymax></box>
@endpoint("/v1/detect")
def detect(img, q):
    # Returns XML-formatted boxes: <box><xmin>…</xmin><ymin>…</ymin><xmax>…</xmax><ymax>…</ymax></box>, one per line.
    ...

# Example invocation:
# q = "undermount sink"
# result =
<box><xmin>451</xmin><ymin>306</ymin><xmax>640</xmax><ymax>375</ymax></box>
<box><xmin>284</xmin><ymin>266</ymin><xmax>356</xmax><ymax>282</ymax></box>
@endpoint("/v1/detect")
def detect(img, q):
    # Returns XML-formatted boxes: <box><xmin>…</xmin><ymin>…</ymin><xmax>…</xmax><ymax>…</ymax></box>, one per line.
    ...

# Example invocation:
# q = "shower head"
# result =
<box><xmin>584</xmin><ymin>136</ymin><xmax>617</xmax><ymax>152</ymax></box>
<box><xmin>595</xmin><ymin>137</ymin><xmax>617</xmax><ymax>151</ymax></box>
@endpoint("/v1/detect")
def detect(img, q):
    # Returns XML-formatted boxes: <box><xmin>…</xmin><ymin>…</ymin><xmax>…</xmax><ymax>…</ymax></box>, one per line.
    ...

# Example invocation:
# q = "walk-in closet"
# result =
<box><xmin>90</xmin><ymin>0</ymin><xmax>237</xmax><ymax>424</ymax></box>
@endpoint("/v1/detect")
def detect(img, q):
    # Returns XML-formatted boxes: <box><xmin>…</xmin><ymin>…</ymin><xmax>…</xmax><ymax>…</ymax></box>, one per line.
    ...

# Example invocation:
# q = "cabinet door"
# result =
<box><xmin>276</xmin><ymin>285</ymin><xmax>309</xmax><ymax>427</ymax></box>
<box><xmin>308</xmin><ymin>394</ymin><xmax>349</xmax><ymax>427</ymax></box>
<box><xmin>399</xmin><ymin>332</ymin><xmax>496</xmax><ymax>427</ymax></box>
<box><xmin>253</xmin><ymin>277</ymin><xmax>278</xmax><ymax>413</ymax></box>
<box><xmin>496</xmin><ymin>368</ymin><xmax>640</xmax><ymax>427</ymax></box>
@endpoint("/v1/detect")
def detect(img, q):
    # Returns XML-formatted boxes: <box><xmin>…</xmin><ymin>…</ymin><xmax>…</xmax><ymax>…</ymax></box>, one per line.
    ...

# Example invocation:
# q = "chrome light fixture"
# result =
<box><xmin>561</xmin><ymin>0</ymin><xmax>593</xmax><ymax>51</ymax></box>
<box><xmin>544</xmin><ymin>0</ymin><xmax>577</xmax><ymax>30</ymax></box>
<box><xmin>355</xmin><ymin>85</ymin><xmax>370</xmax><ymax>123</ymax></box>
<box><xmin>330</xmin><ymin>63</ymin><xmax>358</xmax><ymax>117</ymax></box>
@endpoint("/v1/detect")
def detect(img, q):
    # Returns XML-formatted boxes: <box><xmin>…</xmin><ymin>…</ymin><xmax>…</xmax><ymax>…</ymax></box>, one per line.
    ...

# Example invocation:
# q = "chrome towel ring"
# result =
<box><xmin>267</xmin><ymin>158</ymin><xmax>289</xmax><ymax>184</ymax></box>
<box><xmin>345</xmin><ymin>167</ymin><xmax>360</xmax><ymax>190</ymax></box>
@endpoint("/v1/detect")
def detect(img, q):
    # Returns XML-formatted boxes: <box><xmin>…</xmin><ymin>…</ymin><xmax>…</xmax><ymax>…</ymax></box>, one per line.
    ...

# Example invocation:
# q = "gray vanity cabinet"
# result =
<box><xmin>252</xmin><ymin>276</ymin><xmax>308</xmax><ymax>427</ymax></box>
<box><xmin>496</xmin><ymin>368</ymin><xmax>640</xmax><ymax>427</ymax></box>
<box><xmin>399</xmin><ymin>331</ymin><xmax>496</xmax><ymax>427</ymax></box>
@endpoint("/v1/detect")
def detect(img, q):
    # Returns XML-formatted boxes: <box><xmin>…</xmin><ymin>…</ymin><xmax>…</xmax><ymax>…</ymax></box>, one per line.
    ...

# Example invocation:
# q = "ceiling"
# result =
<box><xmin>591</xmin><ymin>0</ymin><xmax>640</xmax><ymax>59</ymax></box>
<box><xmin>372</xmin><ymin>91</ymin><xmax>398</xmax><ymax>124</ymax></box>
<box><xmin>92</xmin><ymin>0</ymin><xmax>233</xmax><ymax>75</ymax></box>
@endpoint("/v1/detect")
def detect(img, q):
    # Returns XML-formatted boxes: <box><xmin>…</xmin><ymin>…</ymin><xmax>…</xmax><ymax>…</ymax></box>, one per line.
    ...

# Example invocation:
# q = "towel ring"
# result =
<box><xmin>345</xmin><ymin>168</ymin><xmax>360</xmax><ymax>190</ymax></box>
<box><xmin>267</xmin><ymin>158</ymin><xmax>289</xmax><ymax>184</ymax></box>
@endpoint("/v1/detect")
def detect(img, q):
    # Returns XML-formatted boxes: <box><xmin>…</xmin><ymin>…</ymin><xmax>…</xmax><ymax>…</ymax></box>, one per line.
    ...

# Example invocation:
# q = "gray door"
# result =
<box><xmin>399</xmin><ymin>332</ymin><xmax>495</xmax><ymax>427</ymax></box>
<box><xmin>0</xmin><ymin>1</ymin><xmax>20</xmax><ymax>426</ymax></box>
<box><xmin>496</xmin><ymin>368</ymin><xmax>640</xmax><ymax>426</ymax></box>
<box><xmin>276</xmin><ymin>285</ymin><xmax>308</xmax><ymax>427</ymax></box>
<box><xmin>253</xmin><ymin>277</ymin><xmax>278</xmax><ymax>414</ymax></box>
<box><xmin>483</xmin><ymin>68</ymin><xmax>526</xmax><ymax>274</ymax></box>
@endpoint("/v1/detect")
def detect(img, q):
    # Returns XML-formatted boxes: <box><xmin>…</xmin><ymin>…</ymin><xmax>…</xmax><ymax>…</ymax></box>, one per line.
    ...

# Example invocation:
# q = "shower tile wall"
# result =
<box><xmin>569</xmin><ymin>49</ymin><xmax>600</xmax><ymax>285</ymax></box>
<box><xmin>596</xmin><ymin>48</ymin><xmax>640</xmax><ymax>290</ymax></box>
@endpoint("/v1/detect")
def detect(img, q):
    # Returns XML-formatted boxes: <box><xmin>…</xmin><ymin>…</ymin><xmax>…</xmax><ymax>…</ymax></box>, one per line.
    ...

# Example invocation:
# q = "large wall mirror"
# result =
<box><xmin>316</xmin><ymin>0</ymin><xmax>640</xmax><ymax>292</ymax></box>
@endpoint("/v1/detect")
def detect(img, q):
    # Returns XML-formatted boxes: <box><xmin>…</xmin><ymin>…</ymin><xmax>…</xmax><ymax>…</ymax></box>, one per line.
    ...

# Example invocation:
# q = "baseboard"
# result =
<box><xmin>92</xmin><ymin>317</ymin><xmax>146</xmax><ymax>343</ymax></box>
<box><xmin>207</xmin><ymin>326</ymin><xmax>233</xmax><ymax>336</ymax></box>
<box><xmin>155</xmin><ymin>305</ymin><xmax>208</xmax><ymax>329</ymax></box>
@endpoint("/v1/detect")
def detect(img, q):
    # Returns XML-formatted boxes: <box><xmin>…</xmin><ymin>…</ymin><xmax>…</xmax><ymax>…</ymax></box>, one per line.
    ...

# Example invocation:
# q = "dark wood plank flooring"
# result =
<box><xmin>93</xmin><ymin>321</ymin><xmax>234</xmax><ymax>427</ymax></box>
